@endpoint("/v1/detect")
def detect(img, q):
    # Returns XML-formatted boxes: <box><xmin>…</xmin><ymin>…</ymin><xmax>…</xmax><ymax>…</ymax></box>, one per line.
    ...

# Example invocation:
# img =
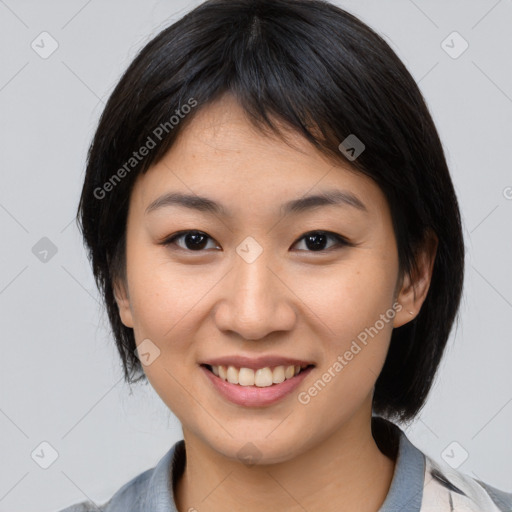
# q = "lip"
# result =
<box><xmin>201</xmin><ymin>355</ymin><xmax>315</xmax><ymax>370</ymax></box>
<box><xmin>200</xmin><ymin>364</ymin><xmax>314</xmax><ymax>407</ymax></box>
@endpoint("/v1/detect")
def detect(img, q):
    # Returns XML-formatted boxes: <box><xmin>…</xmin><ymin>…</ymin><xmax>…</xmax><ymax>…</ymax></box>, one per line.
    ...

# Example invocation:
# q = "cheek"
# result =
<box><xmin>292</xmin><ymin>256</ymin><xmax>398</xmax><ymax>399</ymax></box>
<box><xmin>125</xmin><ymin>240</ymin><xmax>200</xmax><ymax>339</ymax></box>
<box><xmin>295</xmin><ymin>274</ymin><xmax>395</xmax><ymax>428</ymax></box>
<box><xmin>125</xmin><ymin>253</ymin><xmax>199</xmax><ymax>410</ymax></box>
<box><xmin>296</xmin><ymin>259</ymin><xmax>396</xmax><ymax>336</ymax></box>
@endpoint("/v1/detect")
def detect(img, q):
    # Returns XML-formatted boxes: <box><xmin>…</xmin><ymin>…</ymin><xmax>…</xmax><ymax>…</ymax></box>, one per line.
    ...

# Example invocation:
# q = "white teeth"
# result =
<box><xmin>209</xmin><ymin>364</ymin><xmax>307</xmax><ymax>387</ymax></box>
<box><xmin>272</xmin><ymin>365</ymin><xmax>285</xmax><ymax>384</ymax></box>
<box><xmin>254</xmin><ymin>367</ymin><xmax>273</xmax><ymax>387</ymax></box>
<box><xmin>284</xmin><ymin>365</ymin><xmax>295</xmax><ymax>379</ymax></box>
<box><xmin>226</xmin><ymin>365</ymin><xmax>239</xmax><ymax>384</ymax></box>
<box><xmin>238</xmin><ymin>367</ymin><xmax>254</xmax><ymax>386</ymax></box>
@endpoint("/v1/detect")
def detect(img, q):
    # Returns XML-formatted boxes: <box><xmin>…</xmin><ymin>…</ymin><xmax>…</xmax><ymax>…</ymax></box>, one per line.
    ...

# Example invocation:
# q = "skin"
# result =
<box><xmin>114</xmin><ymin>93</ymin><xmax>437</xmax><ymax>512</ymax></box>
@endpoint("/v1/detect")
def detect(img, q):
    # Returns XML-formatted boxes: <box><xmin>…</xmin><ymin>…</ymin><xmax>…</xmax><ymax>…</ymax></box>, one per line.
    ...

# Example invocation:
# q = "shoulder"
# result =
<box><xmin>421</xmin><ymin>453</ymin><xmax>512</xmax><ymax>511</ymax></box>
<box><xmin>473</xmin><ymin>480</ymin><xmax>512</xmax><ymax>511</ymax></box>
<box><xmin>378</xmin><ymin>417</ymin><xmax>512</xmax><ymax>512</ymax></box>
<box><xmin>57</xmin><ymin>505</ymin><xmax>98</xmax><ymax>512</ymax></box>
<box><xmin>57</xmin><ymin>504</ymin><xmax>105</xmax><ymax>512</ymax></box>
<box><xmin>56</xmin><ymin>465</ymin><xmax>155</xmax><ymax>512</ymax></box>
<box><xmin>55</xmin><ymin>440</ymin><xmax>184</xmax><ymax>512</ymax></box>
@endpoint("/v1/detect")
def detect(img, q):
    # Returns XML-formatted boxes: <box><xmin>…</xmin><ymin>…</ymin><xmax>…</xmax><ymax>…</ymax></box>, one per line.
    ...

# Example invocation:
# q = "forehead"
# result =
<box><xmin>165</xmin><ymin>94</ymin><xmax>342</xmax><ymax>171</ymax></box>
<box><xmin>132</xmin><ymin>95</ymin><xmax>389</xmax><ymax>220</ymax></box>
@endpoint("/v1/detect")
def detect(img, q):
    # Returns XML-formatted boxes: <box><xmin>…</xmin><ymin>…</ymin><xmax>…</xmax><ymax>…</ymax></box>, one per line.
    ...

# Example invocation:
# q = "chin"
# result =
<box><xmin>203</xmin><ymin>430</ymin><xmax>307</xmax><ymax>467</ymax></box>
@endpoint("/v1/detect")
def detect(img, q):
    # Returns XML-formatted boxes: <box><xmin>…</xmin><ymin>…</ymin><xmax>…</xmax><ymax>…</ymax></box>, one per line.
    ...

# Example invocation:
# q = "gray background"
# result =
<box><xmin>0</xmin><ymin>0</ymin><xmax>511</xmax><ymax>510</ymax></box>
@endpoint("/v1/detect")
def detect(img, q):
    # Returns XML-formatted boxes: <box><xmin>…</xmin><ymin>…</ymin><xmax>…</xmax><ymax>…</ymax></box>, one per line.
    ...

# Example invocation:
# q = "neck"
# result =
<box><xmin>174</xmin><ymin>412</ymin><xmax>396</xmax><ymax>512</ymax></box>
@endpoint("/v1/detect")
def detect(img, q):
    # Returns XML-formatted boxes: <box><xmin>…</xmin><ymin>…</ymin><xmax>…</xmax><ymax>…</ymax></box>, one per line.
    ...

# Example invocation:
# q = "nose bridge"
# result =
<box><xmin>236</xmin><ymin>249</ymin><xmax>274</xmax><ymax>309</ymax></box>
<box><xmin>214</xmin><ymin>242</ymin><xmax>295</xmax><ymax>340</ymax></box>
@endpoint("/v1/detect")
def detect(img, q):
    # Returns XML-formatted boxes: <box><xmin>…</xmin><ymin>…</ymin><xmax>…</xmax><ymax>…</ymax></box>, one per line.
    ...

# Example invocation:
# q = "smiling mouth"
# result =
<box><xmin>201</xmin><ymin>363</ymin><xmax>315</xmax><ymax>387</ymax></box>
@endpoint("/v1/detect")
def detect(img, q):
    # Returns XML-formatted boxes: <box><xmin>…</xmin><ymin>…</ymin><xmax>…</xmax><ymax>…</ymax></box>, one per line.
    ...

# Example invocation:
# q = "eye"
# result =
<box><xmin>292</xmin><ymin>231</ymin><xmax>351</xmax><ymax>252</ymax></box>
<box><xmin>160</xmin><ymin>230</ymin><xmax>220</xmax><ymax>251</ymax></box>
<box><xmin>160</xmin><ymin>229</ymin><xmax>351</xmax><ymax>253</ymax></box>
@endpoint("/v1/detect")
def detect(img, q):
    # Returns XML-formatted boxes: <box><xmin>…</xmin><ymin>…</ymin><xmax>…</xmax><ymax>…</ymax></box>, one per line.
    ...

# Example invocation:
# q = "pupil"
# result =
<box><xmin>306</xmin><ymin>233</ymin><xmax>327</xmax><ymax>251</ymax></box>
<box><xmin>186</xmin><ymin>232</ymin><xmax>207</xmax><ymax>250</ymax></box>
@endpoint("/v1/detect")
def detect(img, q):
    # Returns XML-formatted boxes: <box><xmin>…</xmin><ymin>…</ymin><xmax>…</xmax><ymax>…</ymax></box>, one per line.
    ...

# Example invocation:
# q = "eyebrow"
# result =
<box><xmin>145</xmin><ymin>189</ymin><xmax>368</xmax><ymax>217</ymax></box>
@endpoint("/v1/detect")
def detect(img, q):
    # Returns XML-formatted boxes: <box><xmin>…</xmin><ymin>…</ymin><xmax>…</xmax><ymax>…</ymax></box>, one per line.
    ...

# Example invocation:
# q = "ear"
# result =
<box><xmin>393</xmin><ymin>230</ymin><xmax>438</xmax><ymax>328</ymax></box>
<box><xmin>113</xmin><ymin>278</ymin><xmax>134</xmax><ymax>328</ymax></box>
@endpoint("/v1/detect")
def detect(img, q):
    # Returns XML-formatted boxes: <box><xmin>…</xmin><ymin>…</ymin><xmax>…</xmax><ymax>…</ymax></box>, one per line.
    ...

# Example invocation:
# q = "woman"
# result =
<box><xmin>60</xmin><ymin>0</ymin><xmax>512</xmax><ymax>510</ymax></box>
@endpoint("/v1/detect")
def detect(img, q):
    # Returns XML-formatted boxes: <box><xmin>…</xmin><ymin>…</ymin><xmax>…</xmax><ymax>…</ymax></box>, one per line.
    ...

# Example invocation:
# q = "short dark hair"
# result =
<box><xmin>77</xmin><ymin>0</ymin><xmax>465</xmax><ymax>423</ymax></box>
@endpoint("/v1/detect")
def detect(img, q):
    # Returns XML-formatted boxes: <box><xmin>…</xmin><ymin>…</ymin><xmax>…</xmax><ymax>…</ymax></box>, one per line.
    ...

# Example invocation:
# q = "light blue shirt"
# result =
<box><xmin>58</xmin><ymin>417</ymin><xmax>512</xmax><ymax>511</ymax></box>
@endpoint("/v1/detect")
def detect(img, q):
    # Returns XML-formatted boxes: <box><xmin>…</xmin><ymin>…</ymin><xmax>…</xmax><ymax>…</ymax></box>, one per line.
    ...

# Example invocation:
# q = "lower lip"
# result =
<box><xmin>200</xmin><ymin>365</ymin><xmax>314</xmax><ymax>407</ymax></box>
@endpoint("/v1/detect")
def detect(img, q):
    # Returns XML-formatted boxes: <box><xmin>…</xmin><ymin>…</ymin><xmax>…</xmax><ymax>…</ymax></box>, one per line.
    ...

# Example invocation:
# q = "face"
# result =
<box><xmin>114</xmin><ymin>94</ymin><xmax>416</xmax><ymax>464</ymax></box>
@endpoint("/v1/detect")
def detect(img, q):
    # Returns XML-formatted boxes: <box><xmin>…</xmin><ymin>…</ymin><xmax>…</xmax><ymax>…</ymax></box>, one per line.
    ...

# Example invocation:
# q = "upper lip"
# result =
<box><xmin>201</xmin><ymin>355</ymin><xmax>315</xmax><ymax>370</ymax></box>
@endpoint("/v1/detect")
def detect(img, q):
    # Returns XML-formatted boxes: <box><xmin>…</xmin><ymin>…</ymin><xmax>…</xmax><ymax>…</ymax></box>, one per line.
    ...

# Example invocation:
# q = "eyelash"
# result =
<box><xmin>159</xmin><ymin>230</ymin><xmax>352</xmax><ymax>253</ymax></box>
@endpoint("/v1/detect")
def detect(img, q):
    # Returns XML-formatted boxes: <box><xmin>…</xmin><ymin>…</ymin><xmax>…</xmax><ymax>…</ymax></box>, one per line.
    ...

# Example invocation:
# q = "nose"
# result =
<box><xmin>213</xmin><ymin>249</ymin><xmax>297</xmax><ymax>341</ymax></box>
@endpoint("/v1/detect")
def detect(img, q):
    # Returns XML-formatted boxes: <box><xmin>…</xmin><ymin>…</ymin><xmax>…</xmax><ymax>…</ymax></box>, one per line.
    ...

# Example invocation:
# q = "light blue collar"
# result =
<box><xmin>131</xmin><ymin>417</ymin><xmax>425</xmax><ymax>511</ymax></box>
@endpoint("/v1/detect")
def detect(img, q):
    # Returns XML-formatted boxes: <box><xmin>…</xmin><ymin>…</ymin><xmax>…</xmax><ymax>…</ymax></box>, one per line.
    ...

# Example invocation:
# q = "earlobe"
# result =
<box><xmin>113</xmin><ymin>279</ymin><xmax>134</xmax><ymax>328</ymax></box>
<box><xmin>393</xmin><ymin>230</ymin><xmax>438</xmax><ymax>328</ymax></box>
